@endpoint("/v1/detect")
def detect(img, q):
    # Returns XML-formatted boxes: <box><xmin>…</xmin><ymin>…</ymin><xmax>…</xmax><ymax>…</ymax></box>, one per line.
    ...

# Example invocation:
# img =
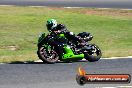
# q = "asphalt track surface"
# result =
<box><xmin>0</xmin><ymin>0</ymin><xmax>132</xmax><ymax>9</ymax></box>
<box><xmin>0</xmin><ymin>58</ymin><xmax>132</xmax><ymax>88</ymax></box>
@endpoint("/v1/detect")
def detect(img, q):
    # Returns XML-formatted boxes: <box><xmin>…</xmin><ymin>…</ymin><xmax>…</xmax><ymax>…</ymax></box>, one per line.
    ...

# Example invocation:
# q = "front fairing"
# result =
<box><xmin>37</xmin><ymin>33</ymin><xmax>46</xmax><ymax>46</ymax></box>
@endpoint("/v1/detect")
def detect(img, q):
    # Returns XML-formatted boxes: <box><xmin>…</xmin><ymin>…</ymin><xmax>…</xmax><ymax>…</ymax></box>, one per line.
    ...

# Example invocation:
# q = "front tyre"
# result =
<box><xmin>84</xmin><ymin>44</ymin><xmax>102</xmax><ymax>62</ymax></box>
<box><xmin>37</xmin><ymin>46</ymin><xmax>59</xmax><ymax>64</ymax></box>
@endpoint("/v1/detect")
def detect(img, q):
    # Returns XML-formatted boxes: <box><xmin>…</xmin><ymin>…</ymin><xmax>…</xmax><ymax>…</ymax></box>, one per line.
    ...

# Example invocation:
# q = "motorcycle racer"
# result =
<box><xmin>45</xmin><ymin>19</ymin><xmax>84</xmax><ymax>60</ymax></box>
<box><xmin>37</xmin><ymin>19</ymin><xmax>101</xmax><ymax>63</ymax></box>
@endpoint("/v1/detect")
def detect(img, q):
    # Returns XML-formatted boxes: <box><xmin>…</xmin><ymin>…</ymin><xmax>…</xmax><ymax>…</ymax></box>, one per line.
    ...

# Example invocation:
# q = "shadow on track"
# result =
<box><xmin>8</xmin><ymin>61</ymin><xmax>45</xmax><ymax>64</ymax></box>
<box><xmin>8</xmin><ymin>60</ymin><xmax>88</xmax><ymax>64</ymax></box>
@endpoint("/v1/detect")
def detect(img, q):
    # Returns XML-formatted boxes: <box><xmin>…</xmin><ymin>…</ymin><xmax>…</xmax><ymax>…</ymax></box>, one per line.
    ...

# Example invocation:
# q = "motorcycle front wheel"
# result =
<box><xmin>37</xmin><ymin>46</ymin><xmax>59</xmax><ymax>64</ymax></box>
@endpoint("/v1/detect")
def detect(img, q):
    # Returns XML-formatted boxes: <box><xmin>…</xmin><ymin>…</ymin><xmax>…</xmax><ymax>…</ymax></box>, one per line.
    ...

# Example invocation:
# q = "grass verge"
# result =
<box><xmin>0</xmin><ymin>6</ymin><xmax>132</xmax><ymax>63</ymax></box>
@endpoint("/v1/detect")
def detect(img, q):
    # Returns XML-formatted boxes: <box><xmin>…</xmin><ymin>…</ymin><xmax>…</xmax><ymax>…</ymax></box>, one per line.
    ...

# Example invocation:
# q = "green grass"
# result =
<box><xmin>0</xmin><ymin>6</ymin><xmax>132</xmax><ymax>63</ymax></box>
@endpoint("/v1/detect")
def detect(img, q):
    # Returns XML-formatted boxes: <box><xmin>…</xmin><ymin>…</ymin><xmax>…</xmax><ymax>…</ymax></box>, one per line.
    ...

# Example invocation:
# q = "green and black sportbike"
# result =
<box><xmin>37</xmin><ymin>32</ymin><xmax>102</xmax><ymax>64</ymax></box>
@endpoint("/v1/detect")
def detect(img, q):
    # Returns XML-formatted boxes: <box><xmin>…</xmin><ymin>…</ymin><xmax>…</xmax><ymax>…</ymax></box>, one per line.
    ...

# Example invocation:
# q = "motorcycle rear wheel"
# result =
<box><xmin>84</xmin><ymin>44</ymin><xmax>102</xmax><ymax>62</ymax></box>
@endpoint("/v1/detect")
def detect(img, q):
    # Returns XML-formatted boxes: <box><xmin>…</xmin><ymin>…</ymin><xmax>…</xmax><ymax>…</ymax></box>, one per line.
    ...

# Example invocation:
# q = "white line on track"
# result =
<box><xmin>96</xmin><ymin>86</ymin><xmax>132</xmax><ymax>88</ymax></box>
<box><xmin>0</xmin><ymin>5</ymin><xmax>132</xmax><ymax>11</ymax></box>
<box><xmin>96</xmin><ymin>87</ymin><xmax>117</xmax><ymax>88</ymax></box>
<box><xmin>64</xmin><ymin>7</ymin><xmax>132</xmax><ymax>10</ymax></box>
<box><xmin>0</xmin><ymin>5</ymin><xmax>15</xmax><ymax>7</ymax></box>
<box><xmin>98</xmin><ymin>86</ymin><xmax>132</xmax><ymax>88</ymax></box>
<box><xmin>64</xmin><ymin>7</ymin><xmax>85</xmax><ymax>9</ymax></box>
<box><xmin>102</xmin><ymin>56</ymin><xmax>132</xmax><ymax>59</ymax></box>
<box><xmin>0</xmin><ymin>63</ymin><xmax>5</xmax><ymax>64</ymax></box>
<box><xmin>34</xmin><ymin>56</ymin><xmax>132</xmax><ymax>62</ymax></box>
<box><xmin>28</xmin><ymin>6</ymin><xmax>47</xmax><ymax>7</ymax></box>
<box><xmin>117</xmin><ymin>86</ymin><xmax>132</xmax><ymax>88</ymax></box>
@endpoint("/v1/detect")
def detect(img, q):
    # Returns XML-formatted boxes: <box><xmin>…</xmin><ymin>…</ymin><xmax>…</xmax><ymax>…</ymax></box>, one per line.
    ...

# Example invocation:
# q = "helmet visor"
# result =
<box><xmin>46</xmin><ymin>23</ymin><xmax>53</xmax><ymax>31</ymax></box>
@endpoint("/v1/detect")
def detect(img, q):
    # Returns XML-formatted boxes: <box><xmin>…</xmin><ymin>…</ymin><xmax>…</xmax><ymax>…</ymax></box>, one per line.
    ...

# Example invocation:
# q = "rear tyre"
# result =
<box><xmin>37</xmin><ymin>46</ymin><xmax>59</xmax><ymax>64</ymax></box>
<box><xmin>84</xmin><ymin>44</ymin><xmax>102</xmax><ymax>62</ymax></box>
